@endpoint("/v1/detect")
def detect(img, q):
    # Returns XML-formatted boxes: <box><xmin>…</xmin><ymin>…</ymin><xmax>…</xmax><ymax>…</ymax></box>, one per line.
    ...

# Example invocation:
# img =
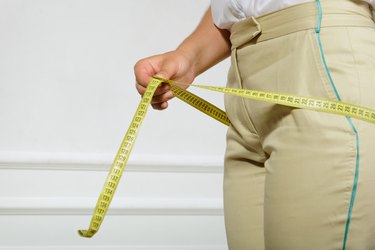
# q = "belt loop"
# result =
<box><xmin>230</xmin><ymin>16</ymin><xmax>262</xmax><ymax>49</ymax></box>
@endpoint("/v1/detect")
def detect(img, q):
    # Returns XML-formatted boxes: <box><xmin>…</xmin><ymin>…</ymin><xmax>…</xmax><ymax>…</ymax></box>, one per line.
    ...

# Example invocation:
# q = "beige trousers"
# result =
<box><xmin>224</xmin><ymin>1</ymin><xmax>375</xmax><ymax>249</ymax></box>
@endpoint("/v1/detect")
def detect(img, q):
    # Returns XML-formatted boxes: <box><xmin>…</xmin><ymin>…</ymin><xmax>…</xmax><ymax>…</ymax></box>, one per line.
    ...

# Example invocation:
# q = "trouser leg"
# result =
<box><xmin>224</xmin><ymin>125</ymin><xmax>266</xmax><ymax>250</ymax></box>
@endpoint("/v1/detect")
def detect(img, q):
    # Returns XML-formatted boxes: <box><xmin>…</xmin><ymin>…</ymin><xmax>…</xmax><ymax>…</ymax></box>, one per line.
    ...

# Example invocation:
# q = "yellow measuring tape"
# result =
<box><xmin>78</xmin><ymin>76</ymin><xmax>375</xmax><ymax>238</ymax></box>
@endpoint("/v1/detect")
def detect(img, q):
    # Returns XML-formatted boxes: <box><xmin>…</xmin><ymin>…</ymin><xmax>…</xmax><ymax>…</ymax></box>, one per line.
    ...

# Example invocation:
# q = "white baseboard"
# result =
<box><xmin>0</xmin><ymin>152</ymin><xmax>224</xmax><ymax>173</ymax></box>
<box><xmin>0</xmin><ymin>197</ymin><xmax>223</xmax><ymax>216</ymax></box>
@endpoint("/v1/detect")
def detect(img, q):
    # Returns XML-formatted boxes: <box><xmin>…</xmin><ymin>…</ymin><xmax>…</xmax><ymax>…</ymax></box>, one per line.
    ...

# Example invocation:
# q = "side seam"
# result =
<box><xmin>314</xmin><ymin>1</ymin><xmax>360</xmax><ymax>250</ymax></box>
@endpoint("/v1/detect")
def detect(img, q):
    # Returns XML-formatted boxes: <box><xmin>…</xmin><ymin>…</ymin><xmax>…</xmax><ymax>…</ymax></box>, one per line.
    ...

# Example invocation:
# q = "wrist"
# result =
<box><xmin>176</xmin><ymin>43</ymin><xmax>202</xmax><ymax>77</ymax></box>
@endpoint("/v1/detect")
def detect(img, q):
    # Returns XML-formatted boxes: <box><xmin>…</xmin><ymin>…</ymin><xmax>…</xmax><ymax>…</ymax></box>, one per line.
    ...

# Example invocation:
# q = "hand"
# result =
<box><xmin>134</xmin><ymin>50</ymin><xmax>196</xmax><ymax>110</ymax></box>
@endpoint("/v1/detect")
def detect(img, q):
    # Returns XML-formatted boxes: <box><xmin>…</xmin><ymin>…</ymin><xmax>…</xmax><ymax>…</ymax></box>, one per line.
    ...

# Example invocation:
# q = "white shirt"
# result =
<box><xmin>211</xmin><ymin>0</ymin><xmax>375</xmax><ymax>29</ymax></box>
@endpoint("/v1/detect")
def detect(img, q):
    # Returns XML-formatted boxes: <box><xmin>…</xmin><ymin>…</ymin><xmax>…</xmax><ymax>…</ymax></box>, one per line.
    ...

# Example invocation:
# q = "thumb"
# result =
<box><xmin>154</xmin><ymin>70</ymin><xmax>172</xmax><ymax>81</ymax></box>
<box><xmin>155</xmin><ymin>60</ymin><xmax>179</xmax><ymax>80</ymax></box>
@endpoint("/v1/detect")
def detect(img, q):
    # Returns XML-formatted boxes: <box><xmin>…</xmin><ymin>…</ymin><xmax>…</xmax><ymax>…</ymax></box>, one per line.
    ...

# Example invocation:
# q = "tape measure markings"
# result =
<box><xmin>192</xmin><ymin>84</ymin><xmax>375</xmax><ymax>124</ymax></box>
<box><xmin>78</xmin><ymin>78</ymin><xmax>162</xmax><ymax>238</ymax></box>
<box><xmin>171</xmin><ymin>84</ymin><xmax>231</xmax><ymax>126</ymax></box>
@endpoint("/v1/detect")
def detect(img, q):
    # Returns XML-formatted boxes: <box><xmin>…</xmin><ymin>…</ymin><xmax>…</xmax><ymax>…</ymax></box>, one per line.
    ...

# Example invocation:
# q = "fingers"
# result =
<box><xmin>135</xmin><ymin>81</ymin><xmax>171</xmax><ymax>97</ymax></box>
<box><xmin>151</xmin><ymin>90</ymin><xmax>174</xmax><ymax>110</ymax></box>
<box><xmin>151</xmin><ymin>90</ymin><xmax>174</xmax><ymax>104</ymax></box>
<box><xmin>133</xmin><ymin>57</ymin><xmax>159</xmax><ymax>90</ymax></box>
<box><xmin>135</xmin><ymin>81</ymin><xmax>174</xmax><ymax>110</ymax></box>
<box><xmin>152</xmin><ymin>102</ymin><xmax>168</xmax><ymax>110</ymax></box>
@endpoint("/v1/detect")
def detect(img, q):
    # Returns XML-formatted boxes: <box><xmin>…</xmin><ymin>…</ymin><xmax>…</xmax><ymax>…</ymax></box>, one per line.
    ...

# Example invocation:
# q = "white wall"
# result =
<box><xmin>0</xmin><ymin>0</ymin><xmax>230</xmax><ymax>249</ymax></box>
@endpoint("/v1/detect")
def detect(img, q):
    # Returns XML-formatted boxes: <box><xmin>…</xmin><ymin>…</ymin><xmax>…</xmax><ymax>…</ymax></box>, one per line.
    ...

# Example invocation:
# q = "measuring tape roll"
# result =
<box><xmin>78</xmin><ymin>76</ymin><xmax>375</xmax><ymax>238</ymax></box>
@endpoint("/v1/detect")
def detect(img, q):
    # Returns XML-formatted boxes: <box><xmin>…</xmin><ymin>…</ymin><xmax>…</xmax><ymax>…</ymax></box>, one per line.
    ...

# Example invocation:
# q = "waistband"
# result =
<box><xmin>230</xmin><ymin>0</ymin><xmax>375</xmax><ymax>49</ymax></box>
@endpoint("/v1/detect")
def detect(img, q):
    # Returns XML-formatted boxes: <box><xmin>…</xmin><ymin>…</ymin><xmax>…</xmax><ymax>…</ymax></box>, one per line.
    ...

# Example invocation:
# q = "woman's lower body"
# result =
<box><xmin>224</xmin><ymin>1</ymin><xmax>375</xmax><ymax>249</ymax></box>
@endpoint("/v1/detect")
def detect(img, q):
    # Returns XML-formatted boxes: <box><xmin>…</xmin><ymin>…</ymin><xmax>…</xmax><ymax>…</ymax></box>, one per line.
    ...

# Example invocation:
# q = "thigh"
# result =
<box><xmin>323</xmin><ymin>25</ymin><xmax>375</xmax><ymax>250</ymax></box>
<box><xmin>224</xmin><ymin>125</ymin><xmax>266</xmax><ymax>250</ymax></box>
<box><xmin>224</xmin><ymin>48</ymin><xmax>268</xmax><ymax>250</ymax></box>
<box><xmin>263</xmin><ymin>124</ymin><xmax>355</xmax><ymax>250</ymax></box>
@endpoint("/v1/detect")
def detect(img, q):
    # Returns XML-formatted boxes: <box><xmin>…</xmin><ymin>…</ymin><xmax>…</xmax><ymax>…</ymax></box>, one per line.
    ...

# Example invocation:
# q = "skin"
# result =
<box><xmin>134</xmin><ymin>7</ymin><xmax>232</xmax><ymax>110</ymax></box>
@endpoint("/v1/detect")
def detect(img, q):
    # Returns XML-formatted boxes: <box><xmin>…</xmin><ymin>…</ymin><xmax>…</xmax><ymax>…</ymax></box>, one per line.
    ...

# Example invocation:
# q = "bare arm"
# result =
<box><xmin>176</xmin><ymin>7</ymin><xmax>231</xmax><ymax>76</ymax></box>
<box><xmin>134</xmin><ymin>7</ymin><xmax>231</xmax><ymax>110</ymax></box>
